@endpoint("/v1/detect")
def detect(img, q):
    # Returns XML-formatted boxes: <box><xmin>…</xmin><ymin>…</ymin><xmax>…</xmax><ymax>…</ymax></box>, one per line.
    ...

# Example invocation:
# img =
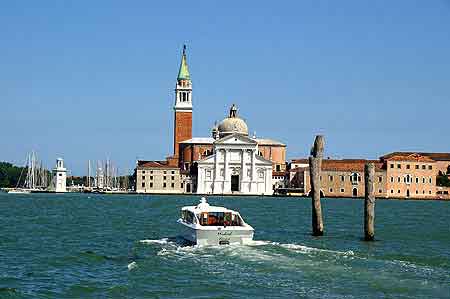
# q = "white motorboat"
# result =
<box><xmin>7</xmin><ymin>188</ymin><xmax>31</xmax><ymax>194</ymax></box>
<box><xmin>177</xmin><ymin>197</ymin><xmax>254</xmax><ymax>246</ymax></box>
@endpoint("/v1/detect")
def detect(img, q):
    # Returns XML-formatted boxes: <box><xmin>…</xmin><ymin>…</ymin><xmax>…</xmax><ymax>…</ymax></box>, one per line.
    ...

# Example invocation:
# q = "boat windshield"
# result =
<box><xmin>198</xmin><ymin>212</ymin><xmax>243</xmax><ymax>226</ymax></box>
<box><xmin>181</xmin><ymin>210</ymin><xmax>196</xmax><ymax>224</ymax></box>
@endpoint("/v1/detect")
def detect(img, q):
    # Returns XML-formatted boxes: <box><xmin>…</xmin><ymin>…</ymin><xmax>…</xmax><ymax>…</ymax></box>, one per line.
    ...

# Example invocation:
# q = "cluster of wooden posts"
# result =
<box><xmin>309</xmin><ymin>135</ymin><xmax>375</xmax><ymax>241</ymax></box>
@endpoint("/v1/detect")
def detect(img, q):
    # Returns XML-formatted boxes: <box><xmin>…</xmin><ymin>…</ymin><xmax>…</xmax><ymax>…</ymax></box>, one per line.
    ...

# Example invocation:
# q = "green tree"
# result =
<box><xmin>437</xmin><ymin>170</ymin><xmax>450</xmax><ymax>187</ymax></box>
<box><xmin>0</xmin><ymin>162</ymin><xmax>27</xmax><ymax>188</ymax></box>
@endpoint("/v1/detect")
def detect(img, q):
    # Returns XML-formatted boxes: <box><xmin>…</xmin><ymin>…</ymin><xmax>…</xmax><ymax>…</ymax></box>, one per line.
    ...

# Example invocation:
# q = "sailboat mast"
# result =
<box><xmin>88</xmin><ymin>160</ymin><xmax>91</xmax><ymax>188</ymax></box>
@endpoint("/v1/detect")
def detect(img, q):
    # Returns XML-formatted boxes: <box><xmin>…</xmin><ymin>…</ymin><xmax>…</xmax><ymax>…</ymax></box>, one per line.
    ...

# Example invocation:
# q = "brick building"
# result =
<box><xmin>136</xmin><ymin>161</ymin><xmax>191</xmax><ymax>194</ymax></box>
<box><xmin>135</xmin><ymin>46</ymin><xmax>286</xmax><ymax>195</ymax></box>
<box><xmin>288</xmin><ymin>152</ymin><xmax>450</xmax><ymax>199</ymax></box>
<box><xmin>289</xmin><ymin>159</ymin><xmax>385</xmax><ymax>198</ymax></box>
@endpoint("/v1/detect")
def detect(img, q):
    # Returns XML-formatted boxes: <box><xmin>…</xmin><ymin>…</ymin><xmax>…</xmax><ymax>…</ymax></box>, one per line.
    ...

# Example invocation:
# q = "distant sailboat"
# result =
<box><xmin>8</xmin><ymin>151</ymin><xmax>49</xmax><ymax>194</ymax></box>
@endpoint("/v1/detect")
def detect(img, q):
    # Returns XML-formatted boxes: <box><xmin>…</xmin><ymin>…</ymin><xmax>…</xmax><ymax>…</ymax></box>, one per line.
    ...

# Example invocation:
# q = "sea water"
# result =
<box><xmin>0</xmin><ymin>193</ymin><xmax>448</xmax><ymax>298</ymax></box>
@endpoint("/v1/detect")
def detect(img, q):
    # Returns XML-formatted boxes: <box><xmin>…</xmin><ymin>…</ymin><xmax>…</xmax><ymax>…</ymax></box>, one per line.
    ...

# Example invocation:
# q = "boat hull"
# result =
<box><xmin>178</xmin><ymin>221</ymin><xmax>254</xmax><ymax>246</ymax></box>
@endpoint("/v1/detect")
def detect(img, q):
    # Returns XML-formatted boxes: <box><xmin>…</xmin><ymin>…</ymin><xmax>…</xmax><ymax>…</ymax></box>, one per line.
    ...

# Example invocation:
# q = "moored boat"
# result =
<box><xmin>177</xmin><ymin>197</ymin><xmax>254</xmax><ymax>246</ymax></box>
<box><xmin>7</xmin><ymin>188</ymin><xmax>31</xmax><ymax>194</ymax></box>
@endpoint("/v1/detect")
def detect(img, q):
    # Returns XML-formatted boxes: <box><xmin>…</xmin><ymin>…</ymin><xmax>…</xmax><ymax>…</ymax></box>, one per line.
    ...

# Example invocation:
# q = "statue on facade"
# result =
<box><xmin>229</xmin><ymin>104</ymin><xmax>237</xmax><ymax>118</ymax></box>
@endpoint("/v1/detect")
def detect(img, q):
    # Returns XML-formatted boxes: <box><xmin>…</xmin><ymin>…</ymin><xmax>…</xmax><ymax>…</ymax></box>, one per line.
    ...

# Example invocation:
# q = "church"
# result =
<box><xmin>135</xmin><ymin>46</ymin><xmax>286</xmax><ymax>195</ymax></box>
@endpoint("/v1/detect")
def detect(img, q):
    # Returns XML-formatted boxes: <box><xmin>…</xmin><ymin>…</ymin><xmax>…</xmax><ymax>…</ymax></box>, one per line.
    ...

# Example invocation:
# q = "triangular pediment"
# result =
<box><xmin>214</xmin><ymin>133</ymin><xmax>257</xmax><ymax>145</ymax></box>
<box><xmin>197</xmin><ymin>154</ymin><xmax>215</xmax><ymax>164</ymax></box>
<box><xmin>255</xmin><ymin>154</ymin><xmax>273</xmax><ymax>166</ymax></box>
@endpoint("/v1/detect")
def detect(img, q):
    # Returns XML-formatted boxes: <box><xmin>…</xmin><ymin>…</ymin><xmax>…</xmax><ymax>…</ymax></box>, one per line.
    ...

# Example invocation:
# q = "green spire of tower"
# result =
<box><xmin>177</xmin><ymin>45</ymin><xmax>190</xmax><ymax>80</ymax></box>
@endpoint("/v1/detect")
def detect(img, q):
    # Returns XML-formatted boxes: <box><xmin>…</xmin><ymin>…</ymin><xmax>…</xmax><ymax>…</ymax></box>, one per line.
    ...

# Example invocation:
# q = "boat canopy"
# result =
<box><xmin>180</xmin><ymin>197</ymin><xmax>245</xmax><ymax>227</ymax></box>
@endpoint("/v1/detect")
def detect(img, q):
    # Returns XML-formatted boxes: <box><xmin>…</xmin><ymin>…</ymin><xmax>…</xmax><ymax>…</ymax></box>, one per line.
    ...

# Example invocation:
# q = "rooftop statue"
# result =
<box><xmin>229</xmin><ymin>104</ymin><xmax>237</xmax><ymax>118</ymax></box>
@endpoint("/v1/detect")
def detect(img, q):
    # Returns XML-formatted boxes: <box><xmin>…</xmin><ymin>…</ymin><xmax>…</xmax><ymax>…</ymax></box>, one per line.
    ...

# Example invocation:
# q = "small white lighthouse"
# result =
<box><xmin>52</xmin><ymin>158</ymin><xmax>67</xmax><ymax>193</ymax></box>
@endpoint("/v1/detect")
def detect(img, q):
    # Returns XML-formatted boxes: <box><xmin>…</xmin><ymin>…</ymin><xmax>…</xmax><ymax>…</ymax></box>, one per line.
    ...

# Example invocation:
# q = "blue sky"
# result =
<box><xmin>1</xmin><ymin>0</ymin><xmax>449</xmax><ymax>175</ymax></box>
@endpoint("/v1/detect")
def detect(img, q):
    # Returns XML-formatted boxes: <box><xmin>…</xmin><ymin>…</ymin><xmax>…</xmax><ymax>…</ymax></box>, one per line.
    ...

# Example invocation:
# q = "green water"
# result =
<box><xmin>0</xmin><ymin>193</ymin><xmax>449</xmax><ymax>298</ymax></box>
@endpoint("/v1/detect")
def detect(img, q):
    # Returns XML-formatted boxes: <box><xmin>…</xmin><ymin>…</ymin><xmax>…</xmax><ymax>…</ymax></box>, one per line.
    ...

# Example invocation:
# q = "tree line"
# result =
<box><xmin>0</xmin><ymin>162</ymin><xmax>27</xmax><ymax>188</ymax></box>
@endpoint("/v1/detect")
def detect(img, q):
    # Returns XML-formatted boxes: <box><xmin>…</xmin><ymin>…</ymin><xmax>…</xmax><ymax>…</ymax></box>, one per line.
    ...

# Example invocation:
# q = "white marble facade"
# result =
<box><xmin>197</xmin><ymin>134</ymin><xmax>273</xmax><ymax>195</ymax></box>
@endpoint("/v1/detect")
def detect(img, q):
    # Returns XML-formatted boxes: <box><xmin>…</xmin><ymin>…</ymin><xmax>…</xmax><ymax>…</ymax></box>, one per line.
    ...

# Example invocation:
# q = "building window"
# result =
<box><xmin>181</xmin><ymin>183</ymin><xmax>184</xmax><ymax>188</ymax></box>
<box><xmin>220</xmin><ymin>168</ymin><xmax>224</xmax><ymax>176</ymax></box>
<box><xmin>340</xmin><ymin>188</ymin><xmax>345</xmax><ymax>193</ymax></box>
<box><xmin>428</xmin><ymin>165</ymin><xmax>432</xmax><ymax>170</ymax></box>
<box><xmin>163</xmin><ymin>183</ymin><xmax>167</xmax><ymax>188</ymax></box>
<box><xmin>379</xmin><ymin>189</ymin><xmax>382</xmax><ymax>193</ymax></box>
<box><xmin>415</xmin><ymin>165</ymin><xmax>419</xmax><ymax>169</ymax></box>
<box><xmin>390</xmin><ymin>177</ymin><xmax>394</xmax><ymax>183</ymax></box>
<box><xmin>142</xmin><ymin>182</ymin><xmax>145</xmax><ymax>188</ymax></box>
<box><xmin>378</xmin><ymin>176</ymin><xmax>382</xmax><ymax>183</ymax></box>
<box><xmin>171</xmin><ymin>183</ymin><xmax>175</xmax><ymax>188</ymax></box>
<box><xmin>259</xmin><ymin>171</ymin><xmax>264</xmax><ymax>179</ymax></box>
<box><xmin>142</xmin><ymin>171</ymin><xmax>145</xmax><ymax>174</ymax></box>
<box><xmin>329</xmin><ymin>175</ymin><xmax>333</xmax><ymax>181</ymax></box>
<box><xmin>150</xmin><ymin>170</ymin><xmax>153</xmax><ymax>174</ymax></box>
<box><xmin>397</xmin><ymin>164</ymin><xmax>401</xmax><ymax>169</ymax></box>
<box><xmin>172</xmin><ymin>176</ymin><xmax>175</xmax><ymax>180</ymax></box>
<box><xmin>341</xmin><ymin>175</ymin><xmax>345</xmax><ymax>182</ymax></box>
<box><xmin>405</xmin><ymin>175</ymin><xmax>412</xmax><ymax>184</ymax></box>
<box><xmin>142</xmin><ymin>176</ymin><xmax>145</xmax><ymax>180</ymax></box>
<box><xmin>397</xmin><ymin>177</ymin><xmax>401</xmax><ymax>183</ymax></box>
<box><xmin>206</xmin><ymin>170</ymin><xmax>211</xmax><ymax>179</ymax></box>
<box><xmin>172</xmin><ymin>170</ymin><xmax>175</xmax><ymax>174</ymax></box>
<box><xmin>415</xmin><ymin>177</ymin><xmax>419</xmax><ymax>183</ymax></box>
<box><xmin>150</xmin><ymin>176</ymin><xmax>153</xmax><ymax>180</ymax></box>
<box><xmin>398</xmin><ymin>190</ymin><xmax>401</xmax><ymax>193</ymax></box>
<box><xmin>415</xmin><ymin>190</ymin><xmax>418</xmax><ymax>194</ymax></box>
<box><xmin>329</xmin><ymin>188</ymin><xmax>333</xmax><ymax>193</ymax></box>
<box><xmin>391</xmin><ymin>189</ymin><xmax>394</xmax><ymax>194</ymax></box>
<box><xmin>429</xmin><ymin>190</ymin><xmax>432</xmax><ymax>194</ymax></box>
<box><xmin>422</xmin><ymin>165</ymin><xmax>426</xmax><ymax>170</ymax></box>
<box><xmin>276</xmin><ymin>165</ymin><xmax>281</xmax><ymax>172</ymax></box>
<box><xmin>390</xmin><ymin>164</ymin><xmax>394</xmax><ymax>169</ymax></box>
<box><xmin>163</xmin><ymin>176</ymin><xmax>167</xmax><ymax>180</ymax></box>
<box><xmin>422</xmin><ymin>177</ymin><xmax>425</xmax><ymax>183</ymax></box>
<box><xmin>150</xmin><ymin>182</ymin><xmax>153</xmax><ymax>188</ymax></box>
<box><xmin>164</xmin><ymin>171</ymin><xmax>167</xmax><ymax>174</ymax></box>
<box><xmin>319</xmin><ymin>176</ymin><xmax>322</xmax><ymax>181</ymax></box>
<box><xmin>423</xmin><ymin>190</ymin><xmax>425</xmax><ymax>194</ymax></box>
<box><xmin>429</xmin><ymin>178</ymin><xmax>432</xmax><ymax>184</ymax></box>
<box><xmin>406</xmin><ymin>164</ymin><xmax>410</xmax><ymax>169</ymax></box>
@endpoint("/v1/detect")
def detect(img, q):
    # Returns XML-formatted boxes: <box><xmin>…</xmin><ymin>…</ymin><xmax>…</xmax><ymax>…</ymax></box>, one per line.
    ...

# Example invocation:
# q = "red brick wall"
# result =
<box><xmin>173</xmin><ymin>112</ymin><xmax>192</xmax><ymax>158</ymax></box>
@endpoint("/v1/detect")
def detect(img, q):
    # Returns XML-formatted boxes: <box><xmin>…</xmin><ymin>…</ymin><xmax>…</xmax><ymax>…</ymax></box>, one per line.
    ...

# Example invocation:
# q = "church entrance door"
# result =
<box><xmin>231</xmin><ymin>175</ymin><xmax>240</xmax><ymax>192</ymax></box>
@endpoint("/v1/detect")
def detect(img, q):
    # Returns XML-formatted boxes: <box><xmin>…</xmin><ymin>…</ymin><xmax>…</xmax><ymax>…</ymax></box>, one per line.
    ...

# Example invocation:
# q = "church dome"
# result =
<box><xmin>217</xmin><ymin>104</ymin><xmax>249</xmax><ymax>138</ymax></box>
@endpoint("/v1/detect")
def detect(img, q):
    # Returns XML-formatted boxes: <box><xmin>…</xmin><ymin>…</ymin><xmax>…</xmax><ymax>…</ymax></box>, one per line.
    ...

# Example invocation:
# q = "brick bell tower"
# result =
<box><xmin>173</xmin><ymin>45</ymin><xmax>192</xmax><ymax>162</ymax></box>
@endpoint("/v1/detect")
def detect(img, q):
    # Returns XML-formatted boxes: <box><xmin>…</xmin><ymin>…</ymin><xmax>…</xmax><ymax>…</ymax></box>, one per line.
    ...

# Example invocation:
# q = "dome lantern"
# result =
<box><xmin>217</xmin><ymin>104</ymin><xmax>249</xmax><ymax>138</ymax></box>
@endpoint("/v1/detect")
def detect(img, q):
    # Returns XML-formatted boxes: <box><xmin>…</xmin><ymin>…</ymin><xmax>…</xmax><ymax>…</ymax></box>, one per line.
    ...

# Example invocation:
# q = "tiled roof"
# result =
<box><xmin>272</xmin><ymin>171</ymin><xmax>286</xmax><ymax>176</ymax></box>
<box><xmin>383</xmin><ymin>153</ymin><xmax>435</xmax><ymax>163</ymax></box>
<box><xmin>256</xmin><ymin>138</ymin><xmax>286</xmax><ymax>146</ymax></box>
<box><xmin>179</xmin><ymin>137</ymin><xmax>215</xmax><ymax>144</ymax></box>
<box><xmin>290</xmin><ymin>159</ymin><xmax>383</xmax><ymax>172</ymax></box>
<box><xmin>382</xmin><ymin>152</ymin><xmax>450</xmax><ymax>162</ymax></box>
<box><xmin>137</xmin><ymin>160</ymin><xmax>180</xmax><ymax>169</ymax></box>
<box><xmin>321</xmin><ymin>160</ymin><xmax>383</xmax><ymax>172</ymax></box>
<box><xmin>291</xmin><ymin>159</ymin><xmax>309</xmax><ymax>164</ymax></box>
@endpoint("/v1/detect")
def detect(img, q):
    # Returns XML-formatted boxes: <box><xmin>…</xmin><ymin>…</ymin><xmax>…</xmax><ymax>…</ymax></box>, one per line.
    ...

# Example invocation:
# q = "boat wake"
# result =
<box><xmin>136</xmin><ymin>237</ymin><xmax>445</xmax><ymax>280</ymax></box>
<box><xmin>138</xmin><ymin>237</ymin><xmax>355</xmax><ymax>262</ymax></box>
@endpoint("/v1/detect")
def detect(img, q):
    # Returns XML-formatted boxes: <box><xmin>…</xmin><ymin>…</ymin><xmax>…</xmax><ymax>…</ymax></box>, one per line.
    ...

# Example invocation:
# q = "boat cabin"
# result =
<box><xmin>181</xmin><ymin>207</ymin><xmax>243</xmax><ymax>226</ymax></box>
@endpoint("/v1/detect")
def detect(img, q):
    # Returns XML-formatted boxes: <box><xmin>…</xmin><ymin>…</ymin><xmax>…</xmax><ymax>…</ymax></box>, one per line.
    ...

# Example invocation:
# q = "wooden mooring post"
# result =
<box><xmin>309</xmin><ymin>135</ymin><xmax>324</xmax><ymax>236</ymax></box>
<box><xmin>364</xmin><ymin>163</ymin><xmax>376</xmax><ymax>241</ymax></box>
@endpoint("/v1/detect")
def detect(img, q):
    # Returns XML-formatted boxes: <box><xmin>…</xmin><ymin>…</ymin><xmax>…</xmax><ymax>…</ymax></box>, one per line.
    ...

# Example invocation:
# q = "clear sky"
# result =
<box><xmin>1</xmin><ymin>0</ymin><xmax>449</xmax><ymax>175</ymax></box>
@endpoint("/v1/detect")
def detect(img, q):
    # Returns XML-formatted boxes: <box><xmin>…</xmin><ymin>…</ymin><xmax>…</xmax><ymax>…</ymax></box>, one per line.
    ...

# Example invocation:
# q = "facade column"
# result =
<box><xmin>251</xmin><ymin>149</ymin><xmax>256</xmax><ymax>180</ymax></box>
<box><xmin>213</xmin><ymin>150</ymin><xmax>219</xmax><ymax>193</ymax></box>
<box><xmin>241</xmin><ymin>149</ymin><xmax>247</xmax><ymax>193</ymax></box>
<box><xmin>224</xmin><ymin>149</ymin><xmax>229</xmax><ymax>179</ymax></box>
<box><xmin>224</xmin><ymin>149</ymin><xmax>230</xmax><ymax>193</ymax></box>
<box><xmin>251</xmin><ymin>149</ymin><xmax>257</xmax><ymax>194</ymax></box>
<box><xmin>241</xmin><ymin>149</ymin><xmax>246</xmax><ymax>180</ymax></box>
